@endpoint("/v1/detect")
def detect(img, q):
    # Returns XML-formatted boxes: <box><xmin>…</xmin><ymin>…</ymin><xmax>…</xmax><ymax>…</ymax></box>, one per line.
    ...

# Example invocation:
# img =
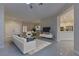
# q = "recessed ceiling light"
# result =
<box><xmin>26</xmin><ymin>3</ymin><xmax>30</xmax><ymax>4</ymax></box>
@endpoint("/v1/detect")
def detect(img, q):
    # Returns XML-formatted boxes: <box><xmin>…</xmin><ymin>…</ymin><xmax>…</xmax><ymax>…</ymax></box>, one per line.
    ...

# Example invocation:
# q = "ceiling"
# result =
<box><xmin>5</xmin><ymin>3</ymin><xmax>66</xmax><ymax>21</ymax></box>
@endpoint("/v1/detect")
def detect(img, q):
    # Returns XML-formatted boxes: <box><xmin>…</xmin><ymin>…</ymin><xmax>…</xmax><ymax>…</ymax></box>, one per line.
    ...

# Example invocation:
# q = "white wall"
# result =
<box><xmin>74</xmin><ymin>4</ymin><xmax>79</xmax><ymax>54</ymax></box>
<box><xmin>5</xmin><ymin>16</ymin><xmax>22</xmax><ymax>42</ymax></box>
<box><xmin>41</xmin><ymin>16</ymin><xmax>57</xmax><ymax>39</ymax></box>
<box><xmin>59</xmin><ymin>31</ymin><xmax>74</xmax><ymax>41</ymax></box>
<box><xmin>0</xmin><ymin>5</ymin><xmax>4</xmax><ymax>48</ymax></box>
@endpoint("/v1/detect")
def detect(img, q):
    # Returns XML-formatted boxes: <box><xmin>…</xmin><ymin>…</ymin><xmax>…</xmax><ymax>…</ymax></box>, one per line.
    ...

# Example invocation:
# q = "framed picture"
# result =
<box><xmin>66</xmin><ymin>26</ymin><xmax>73</xmax><ymax>31</ymax></box>
<box><xmin>60</xmin><ymin>27</ymin><xmax>64</xmax><ymax>31</ymax></box>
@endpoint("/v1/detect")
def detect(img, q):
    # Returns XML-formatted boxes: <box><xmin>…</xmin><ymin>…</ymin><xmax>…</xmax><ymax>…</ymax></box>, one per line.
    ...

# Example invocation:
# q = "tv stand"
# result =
<box><xmin>40</xmin><ymin>33</ymin><xmax>53</xmax><ymax>39</ymax></box>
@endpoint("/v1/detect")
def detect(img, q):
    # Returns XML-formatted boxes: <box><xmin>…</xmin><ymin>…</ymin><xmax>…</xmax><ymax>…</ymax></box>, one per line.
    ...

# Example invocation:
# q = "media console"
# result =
<box><xmin>40</xmin><ymin>33</ymin><xmax>53</xmax><ymax>39</ymax></box>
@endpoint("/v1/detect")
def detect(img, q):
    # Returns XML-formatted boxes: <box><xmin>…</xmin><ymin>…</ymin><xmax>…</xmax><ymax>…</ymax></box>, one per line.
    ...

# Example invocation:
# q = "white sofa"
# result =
<box><xmin>12</xmin><ymin>35</ymin><xmax>36</xmax><ymax>54</ymax></box>
<box><xmin>40</xmin><ymin>33</ymin><xmax>53</xmax><ymax>39</ymax></box>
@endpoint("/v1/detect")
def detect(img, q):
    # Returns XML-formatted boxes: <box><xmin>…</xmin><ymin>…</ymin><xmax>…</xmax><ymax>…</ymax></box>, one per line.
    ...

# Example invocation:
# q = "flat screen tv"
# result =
<box><xmin>43</xmin><ymin>27</ymin><xmax>51</xmax><ymax>32</ymax></box>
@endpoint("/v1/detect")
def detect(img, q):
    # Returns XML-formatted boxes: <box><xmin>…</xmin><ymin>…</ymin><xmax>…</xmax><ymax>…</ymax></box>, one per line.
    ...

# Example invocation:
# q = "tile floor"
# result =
<box><xmin>0</xmin><ymin>38</ymin><xmax>78</xmax><ymax>56</ymax></box>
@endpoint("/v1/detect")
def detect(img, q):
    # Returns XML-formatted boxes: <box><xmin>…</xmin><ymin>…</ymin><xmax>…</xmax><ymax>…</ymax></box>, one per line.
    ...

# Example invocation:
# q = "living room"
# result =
<box><xmin>0</xmin><ymin>3</ymin><xmax>77</xmax><ymax>56</ymax></box>
<box><xmin>4</xmin><ymin>3</ymin><xmax>56</xmax><ymax>55</ymax></box>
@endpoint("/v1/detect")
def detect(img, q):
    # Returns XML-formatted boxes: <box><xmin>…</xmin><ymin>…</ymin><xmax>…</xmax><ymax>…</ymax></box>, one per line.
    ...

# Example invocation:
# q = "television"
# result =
<box><xmin>43</xmin><ymin>27</ymin><xmax>51</xmax><ymax>32</ymax></box>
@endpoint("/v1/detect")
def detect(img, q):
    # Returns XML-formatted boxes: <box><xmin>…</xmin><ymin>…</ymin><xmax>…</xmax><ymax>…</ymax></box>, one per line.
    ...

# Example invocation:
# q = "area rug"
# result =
<box><xmin>28</xmin><ymin>39</ymin><xmax>52</xmax><ymax>55</ymax></box>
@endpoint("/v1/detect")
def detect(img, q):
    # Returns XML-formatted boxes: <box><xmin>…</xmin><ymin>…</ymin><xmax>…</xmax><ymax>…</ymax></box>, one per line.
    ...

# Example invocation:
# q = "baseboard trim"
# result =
<box><xmin>56</xmin><ymin>40</ymin><xmax>73</xmax><ymax>42</ymax></box>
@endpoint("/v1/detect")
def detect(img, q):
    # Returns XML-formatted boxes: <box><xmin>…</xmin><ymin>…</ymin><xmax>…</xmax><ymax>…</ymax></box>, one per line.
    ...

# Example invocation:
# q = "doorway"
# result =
<box><xmin>57</xmin><ymin>6</ymin><xmax>74</xmax><ymax>55</ymax></box>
